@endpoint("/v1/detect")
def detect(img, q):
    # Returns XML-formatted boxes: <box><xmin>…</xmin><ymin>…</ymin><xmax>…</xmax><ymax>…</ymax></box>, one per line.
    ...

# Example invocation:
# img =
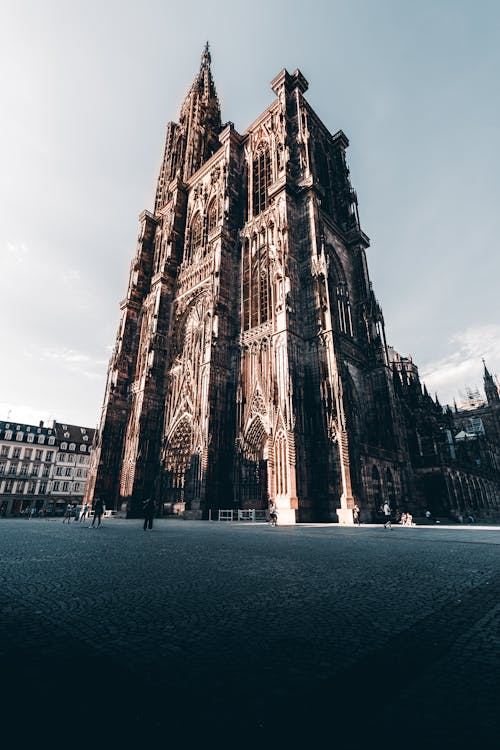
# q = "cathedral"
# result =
<box><xmin>85</xmin><ymin>46</ymin><xmax>500</xmax><ymax>523</ymax></box>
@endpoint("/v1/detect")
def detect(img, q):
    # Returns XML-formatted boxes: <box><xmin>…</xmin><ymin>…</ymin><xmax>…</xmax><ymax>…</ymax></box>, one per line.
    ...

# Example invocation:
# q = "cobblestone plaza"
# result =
<box><xmin>1</xmin><ymin>518</ymin><xmax>498</xmax><ymax>748</ymax></box>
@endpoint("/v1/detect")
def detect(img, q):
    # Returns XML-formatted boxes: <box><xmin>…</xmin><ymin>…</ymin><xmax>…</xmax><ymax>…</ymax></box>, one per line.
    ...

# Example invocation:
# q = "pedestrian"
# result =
<box><xmin>269</xmin><ymin>501</ymin><xmax>278</xmax><ymax>526</ymax></box>
<box><xmin>353</xmin><ymin>503</ymin><xmax>361</xmax><ymax>526</ymax></box>
<box><xmin>406</xmin><ymin>512</ymin><xmax>413</xmax><ymax>526</ymax></box>
<box><xmin>91</xmin><ymin>497</ymin><xmax>104</xmax><ymax>527</ymax></box>
<box><xmin>63</xmin><ymin>504</ymin><xmax>73</xmax><ymax>523</ymax></box>
<box><xmin>142</xmin><ymin>497</ymin><xmax>156</xmax><ymax>530</ymax></box>
<box><xmin>79</xmin><ymin>503</ymin><xmax>89</xmax><ymax>523</ymax></box>
<box><xmin>382</xmin><ymin>500</ymin><xmax>392</xmax><ymax>529</ymax></box>
<box><xmin>400</xmin><ymin>512</ymin><xmax>407</xmax><ymax>526</ymax></box>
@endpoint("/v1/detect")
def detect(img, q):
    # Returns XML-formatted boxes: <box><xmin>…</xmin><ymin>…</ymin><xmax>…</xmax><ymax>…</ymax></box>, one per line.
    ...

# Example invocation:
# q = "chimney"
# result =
<box><xmin>39</xmin><ymin>420</ymin><xmax>44</xmax><ymax>428</ymax></box>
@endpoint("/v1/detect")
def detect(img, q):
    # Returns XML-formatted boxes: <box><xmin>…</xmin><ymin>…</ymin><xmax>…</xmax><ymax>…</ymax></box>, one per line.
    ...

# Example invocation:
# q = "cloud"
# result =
<box><xmin>23</xmin><ymin>346</ymin><xmax>108</xmax><ymax>378</ymax></box>
<box><xmin>0</xmin><ymin>402</ymin><xmax>53</xmax><ymax>427</ymax></box>
<box><xmin>4</xmin><ymin>241</ymin><xmax>29</xmax><ymax>264</ymax></box>
<box><xmin>420</xmin><ymin>324</ymin><xmax>500</xmax><ymax>404</ymax></box>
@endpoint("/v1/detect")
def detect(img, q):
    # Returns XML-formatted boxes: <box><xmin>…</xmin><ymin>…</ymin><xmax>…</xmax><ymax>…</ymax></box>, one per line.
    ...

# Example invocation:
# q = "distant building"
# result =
<box><xmin>47</xmin><ymin>422</ymin><xmax>95</xmax><ymax>515</ymax></box>
<box><xmin>0</xmin><ymin>420</ymin><xmax>95</xmax><ymax>516</ymax></box>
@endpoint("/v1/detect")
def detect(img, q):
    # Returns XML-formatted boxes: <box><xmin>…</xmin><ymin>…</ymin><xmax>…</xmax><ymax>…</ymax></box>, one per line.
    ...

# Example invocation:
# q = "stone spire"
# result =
<box><xmin>154</xmin><ymin>44</ymin><xmax>222</xmax><ymax>210</ymax></box>
<box><xmin>483</xmin><ymin>358</ymin><xmax>500</xmax><ymax>405</ymax></box>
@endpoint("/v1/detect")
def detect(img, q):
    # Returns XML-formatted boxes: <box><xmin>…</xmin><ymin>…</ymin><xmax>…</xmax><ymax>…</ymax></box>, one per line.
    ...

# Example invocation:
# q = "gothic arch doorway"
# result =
<box><xmin>162</xmin><ymin>416</ymin><xmax>200</xmax><ymax>510</ymax></box>
<box><xmin>240</xmin><ymin>418</ymin><xmax>269</xmax><ymax>509</ymax></box>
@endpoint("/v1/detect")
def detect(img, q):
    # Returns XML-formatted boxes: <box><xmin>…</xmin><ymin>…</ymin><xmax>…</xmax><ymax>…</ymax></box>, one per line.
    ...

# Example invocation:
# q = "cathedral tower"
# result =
<box><xmin>483</xmin><ymin>359</ymin><xmax>500</xmax><ymax>406</ymax></box>
<box><xmin>86</xmin><ymin>49</ymin><xmax>410</xmax><ymax>523</ymax></box>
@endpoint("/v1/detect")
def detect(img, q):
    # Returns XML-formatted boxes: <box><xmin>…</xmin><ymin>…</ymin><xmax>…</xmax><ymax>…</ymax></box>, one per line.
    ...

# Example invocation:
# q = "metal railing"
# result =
<box><xmin>209</xmin><ymin>509</ymin><xmax>268</xmax><ymax>522</ymax></box>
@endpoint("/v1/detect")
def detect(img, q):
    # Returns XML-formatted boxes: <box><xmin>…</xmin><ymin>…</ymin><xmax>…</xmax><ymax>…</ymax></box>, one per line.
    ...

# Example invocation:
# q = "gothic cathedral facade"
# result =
<box><xmin>84</xmin><ymin>46</ymin><xmax>499</xmax><ymax>523</ymax></box>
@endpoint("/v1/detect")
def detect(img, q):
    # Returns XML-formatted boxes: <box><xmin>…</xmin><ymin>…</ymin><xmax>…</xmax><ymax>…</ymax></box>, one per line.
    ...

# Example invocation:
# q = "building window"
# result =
<box><xmin>16</xmin><ymin>432</ymin><xmax>24</xmax><ymax>441</ymax></box>
<box><xmin>45</xmin><ymin>451</ymin><xmax>54</xmax><ymax>462</ymax></box>
<box><xmin>39</xmin><ymin>482</ymin><xmax>47</xmax><ymax>495</ymax></box>
<box><xmin>252</xmin><ymin>146</ymin><xmax>271</xmax><ymax>216</ymax></box>
<box><xmin>28</xmin><ymin>481</ymin><xmax>36</xmax><ymax>493</ymax></box>
<box><xmin>4</xmin><ymin>480</ymin><xmax>13</xmax><ymax>494</ymax></box>
<box><xmin>69</xmin><ymin>443</ymin><xmax>75</xmax><ymax>451</ymax></box>
<box><xmin>62</xmin><ymin>482</ymin><xmax>69</xmax><ymax>492</ymax></box>
<box><xmin>1</xmin><ymin>447</ymin><xmax>8</xmax><ymax>457</ymax></box>
<box><xmin>53</xmin><ymin>481</ymin><xmax>60</xmax><ymax>491</ymax></box>
<box><xmin>80</xmin><ymin>444</ymin><xmax>86</xmax><ymax>452</ymax></box>
<box><xmin>336</xmin><ymin>283</ymin><xmax>353</xmax><ymax>336</ymax></box>
<box><xmin>48</xmin><ymin>437</ymin><xmax>55</xmax><ymax>445</ymax></box>
<box><xmin>83</xmin><ymin>435</ymin><xmax>89</xmax><ymax>441</ymax></box>
<box><xmin>35</xmin><ymin>450</ymin><xmax>43</xmax><ymax>461</ymax></box>
<box><xmin>42</xmin><ymin>467</ymin><xmax>50</xmax><ymax>478</ymax></box>
<box><xmin>10</xmin><ymin>462</ymin><xmax>19</xmax><ymax>475</ymax></box>
<box><xmin>37</xmin><ymin>436</ymin><xmax>45</xmax><ymax>444</ymax></box>
<box><xmin>27</xmin><ymin>434</ymin><xmax>34</xmax><ymax>443</ymax></box>
<box><xmin>243</xmin><ymin>231</ymin><xmax>271</xmax><ymax>330</ymax></box>
<box><xmin>0</xmin><ymin>463</ymin><xmax>5</xmax><ymax>475</ymax></box>
<box><xmin>24</xmin><ymin>448</ymin><xmax>32</xmax><ymax>459</ymax></box>
<box><xmin>5</xmin><ymin>431</ymin><xmax>12</xmax><ymax>440</ymax></box>
<box><xmin>60</xmin><ymin>443</ymin><xmax>67</xmax><ymax>450</ymax></box>
<box><xmin>20</xmin><ymin>464</ymin><xmax>29</xmax><ymax>476</ymax></box>
<box><xmin>189</xmin><ymin>213</ymin><xmax>203</xmax><ymax>259</ymax></box>
<box><xmin>207</xmin><ymin>199</ymin><xmax>218</xmax><ymax>233</ymax></box>
<box><xmin>13</xmin><ymin>448</ymin><xmax>21</xmax><ymax>458</ymax></box>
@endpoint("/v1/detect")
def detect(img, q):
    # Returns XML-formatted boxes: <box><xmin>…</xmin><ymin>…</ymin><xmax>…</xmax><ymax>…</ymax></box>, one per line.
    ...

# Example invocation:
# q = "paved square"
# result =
<box><xmin>1</xmin><ymin>518</ymin><xmax>498</xmax><ymax>748</ymax></box>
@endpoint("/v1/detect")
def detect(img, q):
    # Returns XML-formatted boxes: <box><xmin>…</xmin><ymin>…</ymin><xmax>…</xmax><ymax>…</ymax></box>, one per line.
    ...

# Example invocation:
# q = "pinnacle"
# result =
<box><xmin>201</xmin><ymin>41</ymin><xmax>211</xmax><ymax>69</ymax></box>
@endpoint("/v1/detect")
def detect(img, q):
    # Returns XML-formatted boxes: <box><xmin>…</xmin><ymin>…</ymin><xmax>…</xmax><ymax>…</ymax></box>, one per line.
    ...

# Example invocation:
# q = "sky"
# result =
<box><xmin>1</xmin><ymin>0</ymin><xmax>499</xmax><ymax>428</ymax></box>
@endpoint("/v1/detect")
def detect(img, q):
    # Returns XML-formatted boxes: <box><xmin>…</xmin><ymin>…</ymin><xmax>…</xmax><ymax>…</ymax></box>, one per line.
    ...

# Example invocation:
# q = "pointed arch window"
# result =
<box><xmin>252</xmin><ymin>146</ymin><xmax>271</xmax><ymax>216</ymax></box>
<box><xmin>243</xmin><ymin>230</ymin><xmax>271</xmax><ymax>330</ymax></box>
<box><xmin>336</xmin><ymin>283</ymin><xmax>353</xmax><ymax>336</ymax></box>
<box><xmin>315</xmin><ymin>144</ymin><xmax>331</xmax><ymax>215</ymax></box>
<box><xmin>189</xmin><ymin>213</ymin><xmax>203</xmax><ymax>258</ymax></box>
<box><xmin>207</xmin><ymin>199</ymin><xmax>218</xmax><ymax>233</ymax></box>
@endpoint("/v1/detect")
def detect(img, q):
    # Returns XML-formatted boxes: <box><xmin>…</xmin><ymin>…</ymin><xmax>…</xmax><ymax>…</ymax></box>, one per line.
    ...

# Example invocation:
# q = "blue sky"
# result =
<box><xmin>1</xmin><ymin>0</ymin><xmax>499</xmax><ymax>427</ymax></box>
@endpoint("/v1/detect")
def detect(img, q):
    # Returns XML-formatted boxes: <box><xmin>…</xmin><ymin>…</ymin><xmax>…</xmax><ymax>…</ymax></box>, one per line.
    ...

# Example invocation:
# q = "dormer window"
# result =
<box><xmin>61</xmin><ymin>442</ymin><xmax>67</xmax><ymax>450</ymax></box>
<box><xmin>69</xmin><ymin>443</ymin><xmax>75</xmax><ymax>451</ymax></box>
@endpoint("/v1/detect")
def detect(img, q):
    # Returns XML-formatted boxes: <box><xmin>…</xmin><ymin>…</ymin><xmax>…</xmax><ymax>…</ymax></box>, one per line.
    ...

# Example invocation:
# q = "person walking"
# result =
<box><xmin>91</xmin><ymin>497</ymin><xmax>104</xmax><ymax>528</ymax></box>
<box><xmin>79</xmin><ymin>503</ymin><xmax>89</xmax><ymax>523</ymax></box>
<box><xmin>353</xmin><ymin>503</ymin><xmax>361</xmax><ymax>526</ymax></box>
<box><xmin>142</xmin><ymin>497</ymin><xmax>156</xmax><ymax>530</ymax></box>
<box><xmin>268</xmin><ymin>501</ymin><xmax>278</xmax><ymax>526</ymax></box>
<box><xmin>382</xmin><ymin>500</ymin><xmax>392</xmax><ymax>529</ymax></box>
<box><xmin>63</xmin><ymin>503</ymin><xmax>73</xmax><ymax>523</ymax></box>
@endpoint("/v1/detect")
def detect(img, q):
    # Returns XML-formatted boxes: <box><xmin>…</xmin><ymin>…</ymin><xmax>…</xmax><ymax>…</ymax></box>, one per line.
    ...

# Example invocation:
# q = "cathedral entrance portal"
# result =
<box><xmin>162</xmin><ymin>417</ymin><xmax>202</xmax><ymax>514</ymax></box>
<box><xmin>240</xmin><ymin>418</ymin><xmax>269</xmax><ymax>510</ymax></box>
